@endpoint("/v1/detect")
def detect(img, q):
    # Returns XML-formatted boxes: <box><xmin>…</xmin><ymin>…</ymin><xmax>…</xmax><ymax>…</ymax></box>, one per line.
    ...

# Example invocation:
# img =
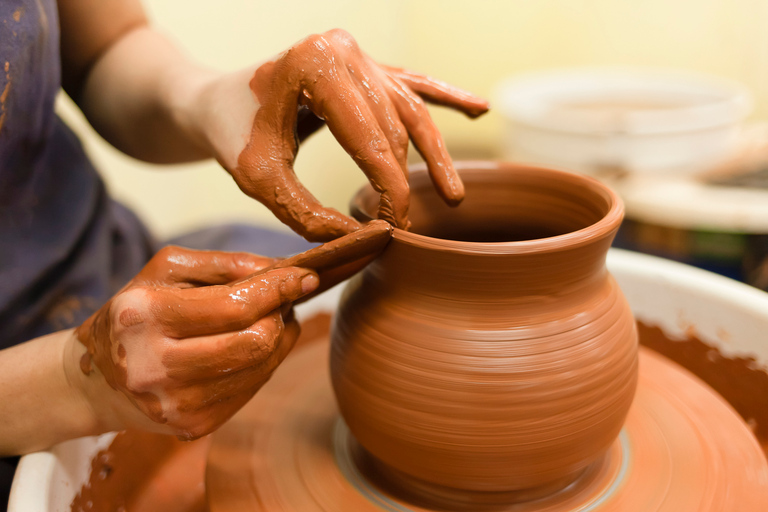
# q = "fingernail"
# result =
<box><xmin>301</xmin><ymin>273</ymin><xmax>319</xmax><ymax>294</ymax></box>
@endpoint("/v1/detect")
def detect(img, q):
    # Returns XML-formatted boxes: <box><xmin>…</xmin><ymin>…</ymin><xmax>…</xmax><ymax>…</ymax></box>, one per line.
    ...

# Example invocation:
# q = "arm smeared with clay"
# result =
<box><xmin>0</xmin><ymin>248</ymin><xmax>317</xmax><ymax>455</ymax></box>
<box><xmin>0</xmin><ymin>224</ymin><xmax>392</xmax><ymax>455</ymax></box>
<box><xmin>227</xmin><ymin>29</ymin><xmax>489</xmax><ymax>240</ymax></box>
<box><xmin>60</xmin><ymin>0</ymin><xmax>488</xmax><ymax>241</ymax></box>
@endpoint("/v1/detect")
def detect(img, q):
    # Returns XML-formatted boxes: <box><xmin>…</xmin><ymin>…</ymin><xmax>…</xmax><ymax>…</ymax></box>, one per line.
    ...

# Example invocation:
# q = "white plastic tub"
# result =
<box><xmin>10</xmin><ymin>249</ymin><xmax>768</xmax><ymax>511</ymax></box>
<box><xmin>497</xmin><ymin>69</ymin><xmax>752</xmax><ymax>176</ymax></box>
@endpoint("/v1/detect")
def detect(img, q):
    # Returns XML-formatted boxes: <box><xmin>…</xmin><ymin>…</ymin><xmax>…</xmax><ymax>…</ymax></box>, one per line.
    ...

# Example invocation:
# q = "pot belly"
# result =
<box><xmin>330</xmin><ymin>274</ymin><xmax>638</xmax><ymax>493</ymax></box>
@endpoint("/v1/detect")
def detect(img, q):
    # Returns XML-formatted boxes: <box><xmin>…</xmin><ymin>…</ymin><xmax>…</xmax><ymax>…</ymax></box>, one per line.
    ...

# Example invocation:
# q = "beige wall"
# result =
<box><xmin>57</xmin><ymin>0</ymin><xmax>768</xmax><ymax>240</ymax></box>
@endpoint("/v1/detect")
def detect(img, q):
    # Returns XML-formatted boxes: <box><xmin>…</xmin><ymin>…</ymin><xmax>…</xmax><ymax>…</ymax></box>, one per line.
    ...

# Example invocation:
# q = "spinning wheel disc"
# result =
<box><xmin>207</xmin><ymin>340</ymin><xmax>768</xmax><ymax>511</ymax></box>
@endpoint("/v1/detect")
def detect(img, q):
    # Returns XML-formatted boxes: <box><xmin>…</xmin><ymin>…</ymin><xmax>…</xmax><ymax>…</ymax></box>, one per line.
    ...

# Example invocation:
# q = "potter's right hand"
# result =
<box><xmin>71</xmin><ymin>246</ymin><xmax>319</xmax><ymax>440</ymax></box>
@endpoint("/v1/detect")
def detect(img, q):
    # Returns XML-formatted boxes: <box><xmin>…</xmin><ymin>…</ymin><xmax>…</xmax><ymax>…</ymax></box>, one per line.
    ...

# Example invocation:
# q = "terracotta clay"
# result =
<box><xmin>70</xmin><ymin>430</ymin><xmax>210</xmax><ymax>512</ymax></box>
<box><xmin>74</xmin><ymin>246</ymin><xmax>316</xmax><ymax>440</ymax></box>
<box><xmin>71</xmin><ymin>317</ymin><xmax>768</xmax><ymax>511</ymax></box>
<box><xmin>638</xmin><ymin>322</ymin><xmax>768</xmax><ymax>454</ymax></box>
<box><xmin>206</xmin><ymin>339</ymin><xmax>768</xmax><ymax>511</ymax></box>
<box><xmin>330</xmin><ymin>162</ymin><xmax>638</xmax><ymax>495</ymax></box>
<box><xmin>234</xmin><ymin>219</ymin><xmax>393</xmax><ymax>300</ymax></box>
<box><xmin>69</xmin><ymin>314</ymin><xmax>333</xmax><ymax>512</ymax></box>
<box><xmin>231</xmin><ymin>29</ymin><xmax>489</xmax><ymax>241</ymax></box>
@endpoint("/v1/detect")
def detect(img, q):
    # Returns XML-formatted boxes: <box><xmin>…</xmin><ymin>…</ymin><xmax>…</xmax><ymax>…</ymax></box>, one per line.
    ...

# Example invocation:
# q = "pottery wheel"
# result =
<box><xmin>206</xmin><ymin>338</ymin><xmax>768</xmax><ymax>511</ymax></box>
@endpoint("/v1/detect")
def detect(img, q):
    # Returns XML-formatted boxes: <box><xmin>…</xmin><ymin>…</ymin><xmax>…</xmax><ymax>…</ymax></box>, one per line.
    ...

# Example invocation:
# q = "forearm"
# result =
<box><xmin>0</xmin><ymin>330</ymin><xmax>116</xmax><ymax>456</ymax></box>
<box><xmin>78</xmin><ymin>27</ymin><xmax>221</xmax><ymax>164</ymax></box>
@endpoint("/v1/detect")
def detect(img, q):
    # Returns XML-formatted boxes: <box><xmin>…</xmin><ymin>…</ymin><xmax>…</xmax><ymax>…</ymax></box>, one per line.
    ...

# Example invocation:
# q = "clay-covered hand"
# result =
<box><xmin>200</xmin><ymin>29</ymin><xmax>489</xmax><ymax>242</ymax></box>
<box><xmin>74</xmin><ymin>246</ymin><xmax>318</xmax><ymax>440</ymax></box>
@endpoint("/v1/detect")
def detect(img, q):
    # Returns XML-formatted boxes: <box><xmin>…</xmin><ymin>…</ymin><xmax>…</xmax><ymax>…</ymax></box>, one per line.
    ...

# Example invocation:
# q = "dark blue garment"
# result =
<box><xmin>0</xmin><ymin>0</ymin><xmax>156</xmax><ymax>348</ymax></box>
<box><xmin>0</xmin><ymin>1</ymin><xmax>312</xmax><ymax>508</ymax></box>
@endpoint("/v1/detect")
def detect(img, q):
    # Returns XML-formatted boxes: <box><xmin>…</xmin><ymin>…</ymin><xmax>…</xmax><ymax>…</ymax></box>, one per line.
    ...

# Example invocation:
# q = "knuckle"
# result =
<box><xmin>124</xmin><ymin>374</ymin><xmax>158</xmax><ymax>396</ymax></box>
<box><xmin>110</xmin><ymin>290</ymin><xmax>149</xmax><ymax>332</ymax></box>
<box><xmin>301</xmin><ymin>33</ymin><xmax>325</xmax><ymax>48</ymax></box>
<box><xmin>301</xmin><ymin>216</ymin><xmax>334</xmax><ymax>240</ymax></box>
<box><xmin>240</xmin><ymin>333</ymin><xmax>272</xmax><ymax>366</ymax></box>
<box><xmin>297</xmin><ymin>34</ymin><xmax>334</xmax><ymax>62</ymax></box>
<box><xmin>410</xmin><ymin>92</ymin><xmax>427</xmax><ymax>111</ymax></box>
<box><xmin>325</xmin><ymin>28</ymin><xmax>358</xmax><ymax>49</ymax></box>
<box><xmin>392</xmin><ymin>129</ymin><xmax>409</xmax><ymax>153</ymax></box>
<box><xmin>154</xmin><ymin>245</ymin><xmax>180</xmax><ymax>262</ymax></box>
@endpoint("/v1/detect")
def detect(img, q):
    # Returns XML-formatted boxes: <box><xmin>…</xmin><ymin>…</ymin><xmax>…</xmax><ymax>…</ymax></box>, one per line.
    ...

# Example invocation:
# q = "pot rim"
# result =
<box><xmin>350</xmin><ymin>160</ymin><xmax>625</xmax><ymax>255</ymax></box>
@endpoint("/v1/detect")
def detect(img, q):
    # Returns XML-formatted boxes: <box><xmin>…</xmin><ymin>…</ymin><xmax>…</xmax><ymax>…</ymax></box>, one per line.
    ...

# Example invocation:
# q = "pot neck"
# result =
<box><xmin>364</xmin><ymin>230</ymin><xmax>617</xmax><ymax>300</ymax></box>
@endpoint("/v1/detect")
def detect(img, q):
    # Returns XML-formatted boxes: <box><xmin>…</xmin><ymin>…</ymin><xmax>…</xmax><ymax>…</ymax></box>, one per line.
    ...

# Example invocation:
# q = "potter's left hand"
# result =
<box><xmin>194</xmin><ymin>29</ymin><xmax>489</xmax><ymax>242</ymax></box>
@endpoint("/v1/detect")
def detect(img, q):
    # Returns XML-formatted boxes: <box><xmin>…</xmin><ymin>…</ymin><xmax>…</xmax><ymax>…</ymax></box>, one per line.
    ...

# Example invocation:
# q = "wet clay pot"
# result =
<box><xmin>330</xmin><ymin>161</ymin><xmax>639</xmax><ymax>499</ymax></box>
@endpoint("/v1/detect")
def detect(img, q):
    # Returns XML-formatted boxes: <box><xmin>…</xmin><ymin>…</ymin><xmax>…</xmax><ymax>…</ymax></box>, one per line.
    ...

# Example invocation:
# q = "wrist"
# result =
<box><xmin>62</xmin><ymin>330</ymin><xmax>124</xmax><ymax>436</ymax></box>
<box><xmin>183</xmin><ymin>65</ymin><xmax>261</xmax><ymax>172</ymax></box>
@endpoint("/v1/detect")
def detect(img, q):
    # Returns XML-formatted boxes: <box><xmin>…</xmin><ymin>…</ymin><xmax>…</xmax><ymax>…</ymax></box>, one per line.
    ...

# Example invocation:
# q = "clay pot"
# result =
<box><xmin>330</xmin><ymin>161</ymin><xmax>638</xmax><ymax>499</ymax></box>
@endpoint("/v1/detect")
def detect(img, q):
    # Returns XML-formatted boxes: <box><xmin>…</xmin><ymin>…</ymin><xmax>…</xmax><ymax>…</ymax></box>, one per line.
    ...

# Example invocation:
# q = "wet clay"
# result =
<box><xmin>71</xmin><ymin>315</ymin><xmax>768</xmax><ymax>511</ymax></box>
<box><xmin>70</xmin><ymin>430</ymin><xmax>209</xmax><ymax>512</ymax></box>
<box><xmin>231</xmin><ymin>29</ymin><xmax>489</xmax><ymax>242</ymax></box>
<box><xmin>73</xmin><ymin>220</ymin><xmax>392</xmax><ymax>441</ymax></box>
<box><xmin>233</xmin><ymin>219</ymin><xmax>393</xmax><ymax>300</ymax></box>
<box><xmin>331</xmin><ymin>162</ymin><xmax>638</xmax><ymax>494</ymax></box>
<box><xmin>74</xmin><ymin>246</ymin><xmax>316</xmax><ymax>440</ymax></box>
<box><xmin>206</xmin><ymin>339</ymin><xmax>768</xmax><ymax>511</ymax></box>
<box><xmin>638</xmin><ymin>322</ymin><xmax>768</xmax><ymax>453</ymax></box>
<box><xmin>69</xmin><ymin>313</ymin><xmax>332</xmax><ymax>512</ymax></box>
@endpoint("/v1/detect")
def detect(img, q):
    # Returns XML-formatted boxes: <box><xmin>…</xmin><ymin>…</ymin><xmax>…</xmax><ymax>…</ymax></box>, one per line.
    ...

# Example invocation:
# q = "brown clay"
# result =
<box><xmin>206</xmin><ymin>338</ymin><xmax>768</xmax><ymax>511</ymax></box>
<box><xmin>71</xmin><ymin>316</ymin><xmax>768</xmax><ymax>511</ymax></box>
<box><xmin>75</xmin><ymin>247</ymin><xmax>316</xmax><ymax>440</ymax></box>
<box><xmin>638</xmin><ymin>322</ymin><xmax>768</xmax><ymax>454</ymax></box>
<box><xmin>234</xmin><ymin>219</ymin><xmax>393</xmax><ymax>300</ymax></box>
<box><xmin>69</xmin><ymin>313</ymin><xmax>333</xmax><ymax>512</ymax></box>
<box><xmin>70</xmin><ymin>430</ymin><xmax>210</xmax><ymax>512</ymax></box>
<box><xmin>231</xmin><ymin>30</ymin><xmax>489</xmax><ymax>241</ymax></box>
<box><xmin>330</xmin><ymin>162</ymin><xmax>638</xmax><ymax>494</ymax></box>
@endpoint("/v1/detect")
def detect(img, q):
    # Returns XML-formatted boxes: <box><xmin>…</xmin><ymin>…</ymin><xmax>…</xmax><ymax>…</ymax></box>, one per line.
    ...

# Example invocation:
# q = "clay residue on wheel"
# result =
<box><xmin>638</xmin><ymin>321</ymin><xmax>768</xmax><ymax>455</ymax></box>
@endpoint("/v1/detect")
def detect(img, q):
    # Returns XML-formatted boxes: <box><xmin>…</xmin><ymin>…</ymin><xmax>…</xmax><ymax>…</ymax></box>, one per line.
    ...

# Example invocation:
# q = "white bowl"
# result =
<box><xmin>497</xmin><ymin>68</ymin><xmax>752</xmax><ymax>176</ymax></box>
<box><xmin>10</xmin><ymin>250</ymin><xmax>768</xmax><ymax>510</ymax></box>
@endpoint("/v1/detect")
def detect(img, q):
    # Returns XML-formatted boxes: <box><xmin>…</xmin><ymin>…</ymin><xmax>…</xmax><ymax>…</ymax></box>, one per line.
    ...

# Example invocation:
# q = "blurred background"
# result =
<box><xmin>56</xmin><ymin>0</ymin><xmax>768</xmax><ymax>286</ymax></box>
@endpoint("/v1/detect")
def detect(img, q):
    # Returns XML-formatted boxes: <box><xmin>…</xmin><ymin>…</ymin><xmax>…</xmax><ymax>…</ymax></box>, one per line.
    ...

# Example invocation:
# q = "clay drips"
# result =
<box><xmin>231</xmin><ymin>29</ymin><xmax>489</xmax><ymax>242</ymax></box>
<box><xmin>330</xmin><ymin>162</ymin><xmax>638</xmax><ymax>494</ymax></box>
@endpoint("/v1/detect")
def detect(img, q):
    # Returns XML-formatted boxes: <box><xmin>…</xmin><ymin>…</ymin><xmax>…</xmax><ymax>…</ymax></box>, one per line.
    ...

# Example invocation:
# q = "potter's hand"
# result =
<box><xmin>201</xmin><ymin>29</ymin><xmax>489</xmax><ymax>242</ymax></box>
<box><xmin>73</xmin><ymin>246</ymin><xmax>318</xmax><ymax>440</ymax></box>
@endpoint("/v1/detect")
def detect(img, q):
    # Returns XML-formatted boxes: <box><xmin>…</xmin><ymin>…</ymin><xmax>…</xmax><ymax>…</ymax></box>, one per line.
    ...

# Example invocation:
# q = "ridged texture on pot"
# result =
<box><xmin>330</xmin><ymin>162</ymin><xmax>638</xmax><ymax>493</ymax></box>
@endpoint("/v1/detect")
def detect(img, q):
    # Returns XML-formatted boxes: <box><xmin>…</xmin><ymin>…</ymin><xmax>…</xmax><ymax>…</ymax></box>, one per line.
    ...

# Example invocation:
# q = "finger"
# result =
<box><xmin>239</xmin><ymin>67</ymin><xmax>362</xmax><ymax>242</ymax></box>
<box><xmin>383</xmin><ymin>66</ymin><xmax>490</xmax><ymax>118</ymax></box>
<box><xmin>163</xmin><ymin>310</ymin><xmax>291</xmax><ymax>380</ymax></box>
<box><xmin>173</xmin><ymin>390</ymin><xmax>255</xmax><ymax>440</ymax></box>
<box><xmin>302</xmin><ymin>64</ymin><xmax>410</xmax><ymax>229</ymax></box>
<box><xmin>139</xmin><ymin>246</ymin><xmax>276</xmax><ymax>287</ymax></box>
<box><xmin>238</xmin><ymin>162</ymin><xmax>362</xmax><ymax>243</ymax></box>
<box><xmin>149</xmin><ymin>267</ymin><xmax>319</xmax><ymax>338</ymax></box>
<box><xmin>297</xmin><ymin>254</ymin><xmax>378</xmax><ymax>304</ymax></box>
<box><xmin>348</xmin><ymin>59</ymin><xmax>409</xmax><ymax>178</ymax></box>
<box><xmin>167</xmin><ymin>318</ymin><xmax>301</xmax><ymax>440</ymax></box>
<box><xmin>385</xmin><ymin>75</ymin><xmax>465</xmax><ymax>206</ymax></box>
